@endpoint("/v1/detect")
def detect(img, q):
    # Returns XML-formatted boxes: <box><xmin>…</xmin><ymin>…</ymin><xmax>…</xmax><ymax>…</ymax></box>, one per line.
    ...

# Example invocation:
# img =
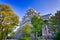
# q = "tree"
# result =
<box><xmin>19</xmin><ymin>24</ymin><xmax>31</xmax><ymax>40</ymax></box>
<box><xmin>50</xmin><ymin>11</ymin><xmax>60</xmax><ymax>40</ymax></box>
<box><xmin>31</xmin><ymin>15</ymin><xmax>44</xmax><ymax>40</ymax></box>
<box><xmin>54</xmin><ymin>30</ymin><xmax>60</xmax><ymax>40</ymax></box>
<box><xmin>0</xmin><ymin>4</ymin><xmax>19</xmax><ymax>40</ymax></box>
<box><xmin>20</xmin><ymin>24</ymin><xmax>31</xmax><ymax>37</ymax></box>
<box><xmin>50</xmin><ymin>11</ymin><xmax>60</xmax><ymax>30</ymax></box>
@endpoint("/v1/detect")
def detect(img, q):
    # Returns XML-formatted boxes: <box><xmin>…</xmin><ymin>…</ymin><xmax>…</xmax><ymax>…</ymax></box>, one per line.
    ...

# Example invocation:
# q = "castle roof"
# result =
<box><xmin>26</xmin><ymin>8</ymin><xmax>37</xmax><ymax>15</ymax></box>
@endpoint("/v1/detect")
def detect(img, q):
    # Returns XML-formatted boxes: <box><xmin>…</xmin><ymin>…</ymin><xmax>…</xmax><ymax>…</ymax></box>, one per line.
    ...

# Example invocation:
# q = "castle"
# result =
<box><xmin>12</xmin><ymin>8</ymin><xmax>53</xmax><ymax>40</ymax></box>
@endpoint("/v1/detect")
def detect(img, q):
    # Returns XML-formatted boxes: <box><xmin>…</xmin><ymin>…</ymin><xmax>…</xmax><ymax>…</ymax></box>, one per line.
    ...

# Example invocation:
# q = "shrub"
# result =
<box><xmin>19</xmin><ymin>37</ymin><xmax>31</xmax><ymax>40</ymax></box>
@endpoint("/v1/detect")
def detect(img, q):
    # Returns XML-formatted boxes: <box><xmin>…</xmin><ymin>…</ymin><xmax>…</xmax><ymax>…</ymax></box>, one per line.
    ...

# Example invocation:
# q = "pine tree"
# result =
<box><xmin>50</xmin><ymin>11</ymin><xmax>60</xmax><ymax>40</ymax></box>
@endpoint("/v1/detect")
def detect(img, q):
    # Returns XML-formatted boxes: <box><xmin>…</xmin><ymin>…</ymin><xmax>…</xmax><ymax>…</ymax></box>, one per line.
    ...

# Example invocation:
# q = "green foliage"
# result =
<box><xmin>31</xmin><ymin>15</ymin><xmax>44</xmax><ymax>34</ymax></box>
<box><xmin>19</xmin><ymin>37</ymin><xmax>31</xmax><ymax>40</ymax></box>
<box><xmin>44</xmin><ymin>20</ymin><xmax>48</xmax><ymax>24</ymax></box>
<box><xmin>20</xmin><ymin>24</ymin><xmax>31</xmax><ymax>37</ymax></box>
<box><xmin>19</xmin><ymin>24</ymin><xmax>31</xmax><ymax>40</ymax></box>
<box><xmin>38</xmin><ymin>37</ymin><xmax>46</xmax><ymax>40</ymax></box>
<box><xmin>31</xmin><ymin>15</ymin><xmax>44</xmax><ymax>40</ymax></box>
<box><xmin>50</xmin><ymin>11</ymin><xmax>60</xmax><ymax>26</ymax></box>
<box><xmin>0</xmin><ymin>4</ymin><xmax>19</xmax><ymax>39</ymax></box>
<box><xmin>48</xmin><ymin>24</ymin><xmax>55</xmax><ymax>32</ymax></box>
<box><xmin>53</xmin><ymin>30</ymin><xmax>60</xmax><ymax>40</ymax></box>
<box><xmin>50</xmin><ymin>11</ymin><xmax>60</xmax><ymax>40</ymax></box>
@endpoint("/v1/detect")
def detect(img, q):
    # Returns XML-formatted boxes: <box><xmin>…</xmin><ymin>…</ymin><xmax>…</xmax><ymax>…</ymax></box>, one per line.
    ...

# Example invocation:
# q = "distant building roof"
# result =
<box><xmin>41</xmin><ymin>14</ymin><xmax>52</xmax><ymax>17</ymax></box>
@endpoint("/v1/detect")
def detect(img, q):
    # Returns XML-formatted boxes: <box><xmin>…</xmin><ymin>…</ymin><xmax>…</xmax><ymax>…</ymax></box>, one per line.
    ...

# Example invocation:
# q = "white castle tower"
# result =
<box><xmin>20</xmin><ymin>8</ymin><xmax>40</xmax><ymax>27</ymax></box>
<box><xmin>12</xmin><ymin>8</ymin><xmax>53</xmax><ymax>40</ymax></box>
<box><xmin>12</xmin><ymin>8</ymin><xmax>40</xmax><ymax>39</ymax></box>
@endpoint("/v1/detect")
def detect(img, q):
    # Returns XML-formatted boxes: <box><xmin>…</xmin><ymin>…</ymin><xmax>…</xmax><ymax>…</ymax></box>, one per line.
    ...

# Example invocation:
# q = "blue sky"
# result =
<box><xmin>0</xmin><ymin>0</ymin><xmax>60</xmax><ymax>20</ymax></box>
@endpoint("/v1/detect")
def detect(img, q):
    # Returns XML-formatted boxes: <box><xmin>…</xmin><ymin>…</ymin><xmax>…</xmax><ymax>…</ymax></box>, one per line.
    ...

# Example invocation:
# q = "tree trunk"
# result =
<box><xmin>4</xmin><ymin>27</ymin><xmax>8</xmax><ymax>40</ymax></box>
<box><xmin>1</xmin><ymin>26</ymin><xmax>3</xmax><ymax>40</ymax></box>
<box><xmin>35</xmin><ymin>32</ymin><xmax>38</xmax><ymax>40</ymax></box>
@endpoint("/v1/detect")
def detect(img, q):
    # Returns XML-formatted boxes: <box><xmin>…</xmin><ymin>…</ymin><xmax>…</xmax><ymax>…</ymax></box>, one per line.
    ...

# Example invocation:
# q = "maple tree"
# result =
<box><xmin>0</xmin><ymin>4</ymin><xmax>19</xmax><ymax>40</ymax></box>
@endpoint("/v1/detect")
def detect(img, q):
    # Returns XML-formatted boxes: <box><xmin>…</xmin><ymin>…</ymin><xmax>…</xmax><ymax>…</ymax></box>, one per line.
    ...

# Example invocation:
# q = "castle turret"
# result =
<box><xmin>20</xmin><ymin>8</ymin><xmax>39</xmax><ymax>27</ymax></box>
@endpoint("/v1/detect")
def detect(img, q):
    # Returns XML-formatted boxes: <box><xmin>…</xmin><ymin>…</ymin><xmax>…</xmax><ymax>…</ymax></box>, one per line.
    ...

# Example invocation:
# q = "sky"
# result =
<box><xmin>0</xmin><ymin>0</ymin><xmax>60</xmax><ymax>20</ymax></box>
